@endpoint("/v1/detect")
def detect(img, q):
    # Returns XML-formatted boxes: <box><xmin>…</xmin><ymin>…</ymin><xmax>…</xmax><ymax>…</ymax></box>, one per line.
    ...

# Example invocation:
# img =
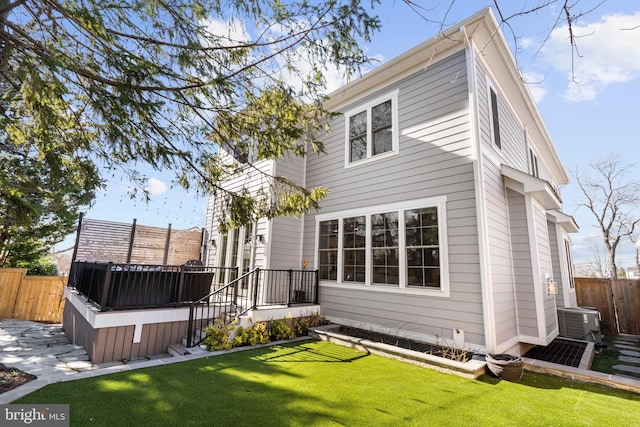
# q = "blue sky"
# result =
<box><xmin>57</xmin><ymin>1</ymin><xmax>640</xmax><ymax>271</ymax></box>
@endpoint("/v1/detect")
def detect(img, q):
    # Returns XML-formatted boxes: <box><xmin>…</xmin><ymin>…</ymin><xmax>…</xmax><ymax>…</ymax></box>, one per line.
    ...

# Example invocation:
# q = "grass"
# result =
<box><xmin>591</xmin><ymin>335</ymin><xmax>623</xmax><ymax>375</ymax></box>
<box><xmin>16</xmin><ymin>340</ymin><xmax>640</xmax><ymax>426</ymax></box>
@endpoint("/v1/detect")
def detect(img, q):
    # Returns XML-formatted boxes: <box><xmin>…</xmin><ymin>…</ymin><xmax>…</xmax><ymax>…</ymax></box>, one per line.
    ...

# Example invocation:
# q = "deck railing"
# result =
<box><xmin>67</xmin><ymin>261</ymin><xmax>238</xmax><ymax>311</ymax></box>
<box><xmin>186</xmin><ymin>268</ymin><xmax>319</xmax><ymax>347</ymax></box>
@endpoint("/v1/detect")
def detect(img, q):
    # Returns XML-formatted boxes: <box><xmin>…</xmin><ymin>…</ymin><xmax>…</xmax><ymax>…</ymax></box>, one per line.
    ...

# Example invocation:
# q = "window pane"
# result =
<box><xmin>422</xmin><ymin>228</ymin><xmax>438</xmax><ymax>245</ymax></box>
<box><xmin>372</xmin><ymin>248</ymin><xmax>399</xmax><ymax>285</ymax></box>
<box><xmin>372</xmin><ymin>100</ymin><xmax>391</xmax><ymax>129</ymax></box>
<box><xmin>371</xmin><ymin>212</ymin><xmax>398</xmax><ymax>247</ymax></box>
<box><xmin>349</xmin><ymin>111</ymin><xmax>367</xmax><ymax>138</ymax></box>
<box><xmin>350</xmin><ymin>137</ymin><xmax>367</xmax><ymax>162</ymax></box>
<box><xmin>349</xmin><ymin>111</ymin><xmax>367</xmax><ymax>162</ymax></box>
<box><xmin>373</xmin><ymin>128</ymin><xmax>392</xmax><ymax>155</ymax></box>
<box><xmin>372</xmin><ymin>100</ymin><xmax>392</xmax><ymax>155</ymax></box>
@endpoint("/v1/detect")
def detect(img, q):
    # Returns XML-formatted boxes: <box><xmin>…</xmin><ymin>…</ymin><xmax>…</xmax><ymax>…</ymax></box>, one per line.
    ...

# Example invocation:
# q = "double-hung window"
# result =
<box><xmin>345</xmin><ymin>90</ymin><xmax>399</xmax><ymax>166</ymax></box>
<box><xmin>316</xmin><ymin>197</ymin><xmax>448</xmax><ymax>295</ymax></box>
<box><xmin>318</xmin><ymin>220</ymin><xmax>338</xmax><ymax>280</ymax></box>
<box><xmin>405</xmin><ymin>207</ymin><xmax>440</xmax><ymax>288</ymax></box>
<box><xmin>343</xmin><ymin>216</ymin><xmax>366</xmax><ymax>282</ymax></box>
<box><xmin>371</xmin><ymin>212</ymin><xmax>399</xmax><ymax>285</ymax></box>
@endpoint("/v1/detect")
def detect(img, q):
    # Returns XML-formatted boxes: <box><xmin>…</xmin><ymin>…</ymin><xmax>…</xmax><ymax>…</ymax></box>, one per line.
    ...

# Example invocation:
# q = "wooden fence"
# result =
<box><xmin>73</xmin><ymin>216</ymin><xmax>202</xmax><ymax>266</ymax></box>
<box><xmin>575</xmin><ymin>277</ymin><xmax>640</xmax><ymax>336</ymax></box>
<box><xmin>0</xmin><ymin>268</ymin><xmax>66</xmax><ymax>323</ymax></box>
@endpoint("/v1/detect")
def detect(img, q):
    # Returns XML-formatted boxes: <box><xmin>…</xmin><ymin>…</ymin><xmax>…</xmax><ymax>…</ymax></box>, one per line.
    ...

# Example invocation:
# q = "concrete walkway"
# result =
<box><xmin>0</xmin><ymin>319</ymin><xmax>213</xmax><ymax>404</ymax></box>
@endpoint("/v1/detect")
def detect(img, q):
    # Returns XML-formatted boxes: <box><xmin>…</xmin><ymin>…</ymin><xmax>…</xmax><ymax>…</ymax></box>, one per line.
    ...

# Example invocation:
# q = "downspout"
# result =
<box><xmin>463</xmin><ymin>25</ymin><xmax>497</xmax><ymax>353</ymax></box>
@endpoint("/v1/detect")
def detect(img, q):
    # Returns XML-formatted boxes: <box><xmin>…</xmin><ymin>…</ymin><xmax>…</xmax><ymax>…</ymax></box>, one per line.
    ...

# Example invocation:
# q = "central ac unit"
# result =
<box><xmin>557</xmin><ymin>307</ymin><xmax>602</xmax><ymax>343</ymax></box>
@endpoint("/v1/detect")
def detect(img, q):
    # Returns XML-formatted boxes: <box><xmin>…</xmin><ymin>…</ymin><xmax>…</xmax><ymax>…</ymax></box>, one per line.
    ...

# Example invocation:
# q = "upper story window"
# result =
<box><xmin>225</xmin><ymin>139</ymin><xmax>258</xmax><ymax>165</ymax></box>
<box><xmin>489</xmin><ymin>87</ymin><xmax>501</xmax><ymax>149</ymax></box>
<box><xmin>345</xmin><ymin>90</ymin><xmax>399</xmax><ymax>167</ymax></box>
<box><xmin>529</xmin><ymin>148</ymin><xmax>540</xmax><ymax>178</ymax></box>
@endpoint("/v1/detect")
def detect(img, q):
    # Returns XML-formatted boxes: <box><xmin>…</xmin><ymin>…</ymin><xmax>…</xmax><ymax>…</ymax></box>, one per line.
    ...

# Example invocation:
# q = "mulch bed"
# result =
<box><xmin>336</xmin><ymin>326</ymin><xmax>472</xmax><ymax>362</ymax></box>
<box><xmin>0</xmin><ymin>365</ymin><xmax>37</xmax><ymax>394</ymax></box>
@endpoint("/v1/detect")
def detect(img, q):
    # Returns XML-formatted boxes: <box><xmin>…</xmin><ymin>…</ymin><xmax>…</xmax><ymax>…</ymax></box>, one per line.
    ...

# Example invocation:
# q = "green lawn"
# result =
<box><xmin>16</xmin><ymin>340</ymin><xmax>640</xmax><ymax>426</ymax></box>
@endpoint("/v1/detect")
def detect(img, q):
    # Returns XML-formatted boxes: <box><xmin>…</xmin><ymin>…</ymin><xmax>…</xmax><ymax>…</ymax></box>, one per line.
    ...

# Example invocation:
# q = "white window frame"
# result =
<box><xmin>314</xmin><ymin>196</ymin><xmax>449</xmax><ymax>297</ymax></box>
<box><xmin>344</xmin><ymin>89</ymin><xmax>400</xmax><ymax>168</ymax></box>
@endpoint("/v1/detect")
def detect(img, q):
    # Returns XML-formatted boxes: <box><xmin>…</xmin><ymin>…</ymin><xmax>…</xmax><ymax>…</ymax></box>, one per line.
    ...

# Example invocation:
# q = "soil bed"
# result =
<box><xmin>0</xmin><ymin>365</ymin><xmax>37</xmax><ymax>394</ymax></box>
<box><xmin>336</xmin><ymin>326</ymin><xmax>472</xmax><ymax>362</ymax></box>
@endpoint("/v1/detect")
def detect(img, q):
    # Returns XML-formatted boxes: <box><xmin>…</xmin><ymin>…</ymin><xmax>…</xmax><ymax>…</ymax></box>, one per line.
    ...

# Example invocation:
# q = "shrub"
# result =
<box><xmin>203</xmin><ymin>316</ymin><xmax>236</xmax><ymax>351</ymax></box>
<box><xmin>293</xmin><ymin>312</ymin><xmax>328</xmax><ymax>336</ymax></box>
<box><xmin>233</xmin><ymin>322</ymin><xmax>271</xmax><ymax>347</ymax></box>
<box><xmin>270</xmin><ymin>319</ymin><xmax>296</xmax><ymax>341</ymax></box>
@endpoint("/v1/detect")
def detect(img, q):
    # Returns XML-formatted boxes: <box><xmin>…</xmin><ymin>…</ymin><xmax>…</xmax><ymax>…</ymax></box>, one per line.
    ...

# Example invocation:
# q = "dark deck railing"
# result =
<box><xmin>186</xmin><ymin>268</ymin><xmax>319</xmax><ymax>347</ymax></box>
<box><xmin>68</xmin><ymin>261</ymin><xmax>238</xmax><ymax>311</ymax></box>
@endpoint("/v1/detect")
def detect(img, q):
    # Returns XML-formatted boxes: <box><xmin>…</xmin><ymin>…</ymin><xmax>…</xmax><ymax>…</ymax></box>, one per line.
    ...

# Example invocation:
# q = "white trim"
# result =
<box><xmin>527</xmin><ymin>197</ymin><xmax>547</xmax><ymax>343</ymax></box>
<box><xmin>314</xmin><ymin>196</ymin><xmax>449</xmax><ymax>297</ymax></box>
<box><xmin>501</xmin><ymin>164</ymin><xmax>561</xmax><ymax>210</ymax></box>
<box><xmin>344</xmin><ymin>89</ymin><xmax>400</xmax><ymax>169</ymax></box>
<box><xmin>64</xmin><ymin>288</ymin><xmax>191</xmax><ymax>343</ymax></box>
<box><xmin>518</xmin><ymin>333</ymin><xmax>550</xmax><ymax>346</ymax></box>
<box><xmin>494</xmin><ymin>335</ymin><xmax>521</xmax><ymax>355</ymax></box>
<box><xmin>467</xmin><ymin>38</ymin><xmax>497</xmax><ymax>352</ymax></box>
<box><xmin>325</xmin><ymin>315</ymin><xmax>487</xmax><ymax>353</ymax></box>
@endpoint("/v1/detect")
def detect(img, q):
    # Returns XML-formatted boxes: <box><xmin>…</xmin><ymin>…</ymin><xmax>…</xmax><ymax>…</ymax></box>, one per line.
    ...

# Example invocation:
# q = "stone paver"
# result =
<box><xmin>612</xmin><ymin>364</ymin><xmax>640</xmax><ymax>375</ymax></box>
<box><xmin>613</xmin><ymin>343</ymin><xmax>639</xmax><ymax>351</ymax></box>
<box><xmin>616</xmin><ymin>335</ymin><xmax>640</xmax><ymax>343</ymax></box>
<box><xmin>0</xmin><ymin>320</ymin><xmax>98</xmax><ymax>375</ymax></box>
<box><xmin>618</xmin><ymin>355</ymin><xmax>640</xmax><ymax>365</ymax></box>
<box><xmin>619</xmin><ymin>349</ymin><xmax>640</xmax><ymax>358</ymax></box>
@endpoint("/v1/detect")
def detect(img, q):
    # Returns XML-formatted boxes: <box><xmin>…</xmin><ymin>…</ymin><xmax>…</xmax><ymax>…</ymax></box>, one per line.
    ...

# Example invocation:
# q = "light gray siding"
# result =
<box><xmin>475</xmin><ymin>59</ymin><xmax>527</xmax><ymax>173</ymax></box>
<box><xmin>303</xmin><ymin>49</ymin><xmax>485</xmax><ymax>346</ymax></box>
<box><xmin>507</xmin><ymin>189</ymin><xmax>537</xmax><ymax>337</ymax></box>
<box><xmin>206</xmin><ymin>158</ymin><xmax>273</xmax><ymax>270</ymax></box>
<box><xmin>267</xmin><ymin>153</ymin><xmax>306</xmax><ymax>269</ymax></box>
<box><xmin>482</xmin><ymin>155</ymin><xmax>518</xmax><ymax>346</ymax></box>
<box><xmin>533</xmin><ymin>204</ymin><xmax>557</xmax><ymax>337</ymax></box>
<box><xmin>547</xmin><ymin>219</ymin><xmax>565</xmax><ymax>307</ymax></box>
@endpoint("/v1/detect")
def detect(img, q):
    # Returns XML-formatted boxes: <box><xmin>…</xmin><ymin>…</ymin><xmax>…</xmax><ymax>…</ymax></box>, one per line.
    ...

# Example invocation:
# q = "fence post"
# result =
<box><xmin>314</xmin><ymin>270</ymin><xmax>319</xmax><ymax>304</ymax></box>
<box><xmin>99</xmin><ymin>262</ymin><xmax>113</xmax><ymax>312</ymax></box>
<box><xmin>187</xmin><ymin>303</ymin><xmax>194</xmax><ymax>347</ymax></box>
<box><xmin>287</xmin><ymin>269</ymin><xmax>294</xmax><ymax>306</ymax></box>
<box><xmin>252</xmin><ymin>268</ymin><xmax>260</xmax><ymax>309</ymax></box>
<box><xmin>177</xmin><ymin>265</ymin><xmax>185</xmax><ymax>306</ymax></box>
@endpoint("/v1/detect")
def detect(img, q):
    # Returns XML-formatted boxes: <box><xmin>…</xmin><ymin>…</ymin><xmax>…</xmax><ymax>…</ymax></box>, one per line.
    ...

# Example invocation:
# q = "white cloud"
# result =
<box><xmin>520</xmin><ymin>37</ymin><xmax>534</xmax><ymax>49</ymax></box>
<box><xmin>521</xmin><ymin>71</ymin><xmax>548</xmax><ymax>103</ymax></box>
<box><xmin>202</xmin><ymin>18</ymin><xmax>250</xmax><ymax>45</ymax></box>
<box><xmin>540</xmin><ymin>10</ymin><xmax>640</xmax><ymax>101</ymax></box>
<box><xmin>146</xmin><ymin>178</ymin><xmax>168</xmax><ymax>196</ymax></box>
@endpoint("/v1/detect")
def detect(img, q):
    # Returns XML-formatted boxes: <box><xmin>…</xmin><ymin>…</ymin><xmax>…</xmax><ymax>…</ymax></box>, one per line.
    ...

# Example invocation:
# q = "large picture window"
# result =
<box><xmin>316</xmin><ymin>197</ymin><xmax>448</xmax><ymax>294</ymax></box>
<box><xmin>345</xmin><ymin>91</ymin><xmax>399</xmax><ymax>166</ymax></box>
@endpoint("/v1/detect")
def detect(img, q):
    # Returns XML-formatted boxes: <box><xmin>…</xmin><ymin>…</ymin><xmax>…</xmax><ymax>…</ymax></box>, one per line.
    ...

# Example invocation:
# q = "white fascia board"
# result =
<box><xmin>547</xmin><ymin>210</ymin><xmax>580</xmax><ymax>233</ymax></box>
<box><xmin>501</xmin><ymin>165</ymin><xmax>561</xmax><ymax>210</ymax></box>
